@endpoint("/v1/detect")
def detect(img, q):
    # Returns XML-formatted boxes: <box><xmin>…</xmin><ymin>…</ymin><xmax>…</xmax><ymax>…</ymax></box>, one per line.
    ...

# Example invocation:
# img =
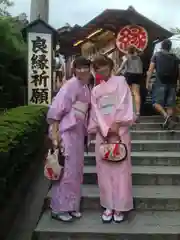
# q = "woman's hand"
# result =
<box><xmin>109</xmin><ymin>122</ymin><xmax>120</xmax><ymax>134</ymax></box>
<box><xmin>52</xmin><ymin>131</ymin><xmax>61</xmax><ymax>148</ymax></box>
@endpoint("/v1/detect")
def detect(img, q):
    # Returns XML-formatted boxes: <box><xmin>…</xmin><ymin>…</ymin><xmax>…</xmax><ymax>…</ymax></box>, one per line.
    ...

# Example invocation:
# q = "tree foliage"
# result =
<box><xmin>0</xmin><ymin>17</ymin><xmax>27</xmax><ymax>56</ymax></box>
<box><xmin>170</xmin><ymin>27</ymin><xmax>180</xmax><ymax>35</ymax></box>
<box><xmin>0</xmin><ymin>0</ymin><xmax>26</xmax><ymax>59</ymax></box>
<box><xmin>0</xmin><ymin>1</ymin><xmax>28</xmax><ymax>108</ymax></box>
<box><xmin>0</xmin><ymin>0</ymin><xmax>14</xmax><ymax>16</ymax></box>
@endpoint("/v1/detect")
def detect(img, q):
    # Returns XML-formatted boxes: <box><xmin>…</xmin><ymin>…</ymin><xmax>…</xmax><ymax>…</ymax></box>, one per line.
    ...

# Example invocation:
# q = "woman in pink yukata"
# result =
<box><xmin>88</xmin><ymin>55</ymin><xmax>134</xmax><ymax>223</ymax></box>
<box><xmin>47</xmin><ymin>57</ymin><xmax>91</xmax><ymax>222</ymax></box>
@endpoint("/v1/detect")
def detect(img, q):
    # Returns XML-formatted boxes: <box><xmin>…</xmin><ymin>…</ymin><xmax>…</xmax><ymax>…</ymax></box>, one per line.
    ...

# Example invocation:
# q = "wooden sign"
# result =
<box><xmin>28</xmin><ymin>32</ymin><xmax>52</xmax><ymax>105</ymax></box>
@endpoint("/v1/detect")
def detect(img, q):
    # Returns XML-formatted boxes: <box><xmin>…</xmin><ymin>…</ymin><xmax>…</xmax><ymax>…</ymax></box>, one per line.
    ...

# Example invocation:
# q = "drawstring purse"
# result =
<box><xmin>99</xmin><ymin>136</ymin><xmax>127</xmax><ymax>162</ymax></box>
<box><xmin>44</xmin><ymin>146</ymin><xmax>65</xmax><ymax>181</ymax></box>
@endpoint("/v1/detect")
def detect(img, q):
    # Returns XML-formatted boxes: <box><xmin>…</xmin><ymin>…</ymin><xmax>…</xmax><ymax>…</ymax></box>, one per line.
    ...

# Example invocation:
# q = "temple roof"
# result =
<box><xmin>83</xmin><ymin>7</ymin><xmax>172</xmax><ymax>35</ymax></box>
<box><xmin>58</xmin><ymin>6</ymin><xmax>173</xmax><ymax>55</ymax></box>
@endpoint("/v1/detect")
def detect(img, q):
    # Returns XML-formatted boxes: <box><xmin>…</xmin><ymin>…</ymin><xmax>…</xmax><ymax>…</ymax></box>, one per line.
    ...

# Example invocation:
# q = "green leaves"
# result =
<box><xmin>170</xmin><ymin>27</ymin><xmax>180</xmax><ymax>34</ymax></box>
<box><xmin>0</xmin><ymin>16</ymin><xmax>27</xmax><ymax>56</ymax></box>
<box><xmin>0</xmin><ymin>0</ymin><xmax>14</xmax><ymax>6</ymax></box>
<box><xmin>0</xmin><ymin>13</ymin><xmax>28</xmax><ymax>108</ymax></box>
<box><xmin>0</xmin><ymin>0</ymin><xmax>14</xmax><ymax>16</ymax></box>
<box><xmin>0</xmin><ymin>105</ymin><xmax>48</xmax><ymax>207</ymax></box>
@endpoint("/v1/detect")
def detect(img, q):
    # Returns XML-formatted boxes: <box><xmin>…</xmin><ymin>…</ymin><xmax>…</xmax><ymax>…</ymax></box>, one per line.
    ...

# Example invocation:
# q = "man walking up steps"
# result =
<box><xmin>146</xmin><ymin>39</ymin><xmax>180</xmax><ymax>129</ymax></box>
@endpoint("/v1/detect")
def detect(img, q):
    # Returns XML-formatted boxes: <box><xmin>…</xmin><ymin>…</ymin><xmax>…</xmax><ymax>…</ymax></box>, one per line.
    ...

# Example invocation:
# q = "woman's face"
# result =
<box><xmin>75</xmin><ymin>67</ymin><xmax>91</xmax><ymax>84</ymax></box>
<box><xmin>94</xmin><ymin>65</ymin><xmax>111</xmax><ymax>80</ymax></box>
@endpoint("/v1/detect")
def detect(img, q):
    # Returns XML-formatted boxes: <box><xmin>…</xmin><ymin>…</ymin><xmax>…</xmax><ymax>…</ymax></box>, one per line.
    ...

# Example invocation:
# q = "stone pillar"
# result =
<box><xmin>30</xmin><ymin>0</ymin><xmax>49</xmax><ymax>23</ymax></box>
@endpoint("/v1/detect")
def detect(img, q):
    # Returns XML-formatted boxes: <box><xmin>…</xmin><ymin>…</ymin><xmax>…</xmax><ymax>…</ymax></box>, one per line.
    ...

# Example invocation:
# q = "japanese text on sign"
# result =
<box><xmin>28</xmin><ymin>33</ymin><xmax>52</xmax><ymax>105</ymax></box>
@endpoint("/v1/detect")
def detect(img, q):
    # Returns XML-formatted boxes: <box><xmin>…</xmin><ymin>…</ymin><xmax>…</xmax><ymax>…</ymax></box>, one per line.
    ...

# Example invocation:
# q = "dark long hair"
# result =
<box><xmin>73</xmin><ymin>56</ymin><xmax>91</xmax><ymax>69</ymax></box>
<box><xmin>89</xmin><ymin>73</ymin><xmax>95</xmax><ymax>88</ymax></box>
<box><xmin>92</xmin><ymin>55</ymin><xmax>114</xmax><ymax>70</ymax></box>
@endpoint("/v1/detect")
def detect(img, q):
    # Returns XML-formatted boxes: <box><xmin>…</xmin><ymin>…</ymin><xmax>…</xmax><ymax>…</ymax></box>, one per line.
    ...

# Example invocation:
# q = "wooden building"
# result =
<box><xmin>56</xmin><ymin>6</ymin><xmax>173</xmax><ymax>115</ymax></box>
<box><xmin>57</xmin><ymin>6</ymin><xmax>172</xmax><ymax>75</ymax></box>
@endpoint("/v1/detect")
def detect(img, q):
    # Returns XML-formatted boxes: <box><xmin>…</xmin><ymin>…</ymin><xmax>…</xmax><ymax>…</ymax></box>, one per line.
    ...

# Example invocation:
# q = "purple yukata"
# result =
<box><xmin>47</xmin><ymin>77</ymin><xmax>91</xmax><ymax>213</ymax></box>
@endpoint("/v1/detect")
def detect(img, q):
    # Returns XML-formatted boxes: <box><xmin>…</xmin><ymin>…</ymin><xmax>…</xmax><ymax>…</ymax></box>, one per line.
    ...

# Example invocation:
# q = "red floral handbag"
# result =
<box><xmin>99</xmin><ymin>136</ymin><xmax>127</xmax><ymax>163</ymax></box>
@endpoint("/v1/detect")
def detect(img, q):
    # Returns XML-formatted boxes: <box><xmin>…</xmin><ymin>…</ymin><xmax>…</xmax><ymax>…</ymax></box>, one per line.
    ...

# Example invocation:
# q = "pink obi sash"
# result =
<box><xmin>98</xmin><ymin>93</ymin><xmax>118</xmax><ymax>115</ymax></box>
<box><xmin>72</xmin><ymin>101</ymin><xmax>89</xmax><ymax>120</ymax></box>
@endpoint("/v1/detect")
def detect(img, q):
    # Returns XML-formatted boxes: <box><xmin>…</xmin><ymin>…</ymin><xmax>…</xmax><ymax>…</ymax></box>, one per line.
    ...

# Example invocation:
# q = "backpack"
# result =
<box><xmin>126</xmin><ymin>55</ymin><xmax>143</xmax><ymax>74</ymax></box>
<box><xmin>155</xmin><ymin>51</ymin><xmax>179</xmax><ymax>83</ymax></box>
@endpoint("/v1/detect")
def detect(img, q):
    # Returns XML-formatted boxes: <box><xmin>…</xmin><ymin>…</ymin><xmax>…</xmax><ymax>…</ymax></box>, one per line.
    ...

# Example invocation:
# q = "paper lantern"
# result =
<box><xmin>116</xmin><ymin>25</ymin><xmax>148</xmax><ymax>53</ymax></box>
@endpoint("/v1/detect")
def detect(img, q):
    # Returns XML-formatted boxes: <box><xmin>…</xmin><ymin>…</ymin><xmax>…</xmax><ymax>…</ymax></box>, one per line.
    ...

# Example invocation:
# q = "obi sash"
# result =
<box><xmin>98</xmin><ymin>93</ymin><xmax>118</xmax><ymax>115</ymax></box>
<box><xmin>72</xmin><ymin>101</ymin><xmax>89</xmax><ymax>120</ymax></box>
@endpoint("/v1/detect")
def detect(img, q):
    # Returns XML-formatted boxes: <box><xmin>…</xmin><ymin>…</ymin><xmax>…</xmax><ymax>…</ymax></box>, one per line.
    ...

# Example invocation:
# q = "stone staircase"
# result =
<box><xmin>33</xmin><ymin>116</ymin><xmax>180</xmax><ymax>240</ymax></box>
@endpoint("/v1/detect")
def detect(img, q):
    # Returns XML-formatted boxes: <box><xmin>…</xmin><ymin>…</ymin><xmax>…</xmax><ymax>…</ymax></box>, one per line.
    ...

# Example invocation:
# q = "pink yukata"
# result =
<box><xmin>47</xmin><ymin>77</ymin><xmax>91</xmax><ymax>213</ymax></box>
<box><xmin>88</xmin><ymin>75</ymin><xmax>134</xmax><ymax>212</ymax></box>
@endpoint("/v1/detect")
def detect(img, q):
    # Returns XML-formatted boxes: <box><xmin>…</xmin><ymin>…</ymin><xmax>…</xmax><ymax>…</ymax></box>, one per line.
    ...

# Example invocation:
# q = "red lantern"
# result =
<box><xmin>116</xmin><ymin>25</ymin><xmax>148</xmax><ymax>53</ymax></box>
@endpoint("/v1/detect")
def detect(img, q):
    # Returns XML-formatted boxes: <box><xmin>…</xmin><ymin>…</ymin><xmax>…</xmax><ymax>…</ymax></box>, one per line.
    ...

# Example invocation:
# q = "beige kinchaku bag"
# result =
<box><xmin>44</xmin><ymin>148</ymin><xmax>63</xmax><ymax>181</ymax></box>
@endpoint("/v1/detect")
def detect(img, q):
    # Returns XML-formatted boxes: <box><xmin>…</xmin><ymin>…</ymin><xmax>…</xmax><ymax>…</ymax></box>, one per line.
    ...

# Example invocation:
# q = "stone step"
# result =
<box><xmin>81</xmin><ymin>185</ymin><xmax>180</xmax><ymax>211</ymax></box>
<box><xmin>120</xmin><ymin>116</ymin><xmax>179</xmax><ymax>122</ymax></box>
<box><xmin>84</xmin><ymin>152</ymin><xmax>180</xmax><ymax>166</ymax></box>
<box><xmin>138</xmin><ymin>115</ymin><xmax>180</xmax><ymax>122</ymax></box>
<box><xmin>83</xmin><ymin>166</ymin><xmax>180</xmax><ymax>185</ymax></box>
<box><xmin>131</xmin><ymin>122</ymin><xmax>180</xmax><ymax>130</ymax></box>
<box><xmin>90</xmin><ymin>130</ymin><xmax>180</xmax><ymax>140</ymax></box>
<box><xmin>138</xmin><ymin>116</ymin><xmax>165</xmax><ymax>123</ymax></box>
<box><xmin>45</xmin><ymin>185</ymin><xmax>180</xmax><ymax>211</ymax></box>
<box><xmin>130</xmin><ymin>130</ymin><xmax>180</xmax><ymax>140</ymax></box>
<box><xmin>35</xmin><ymin>209</ymin><xmax>180</xmax><ymax>240</ymax></box>
<box><xmin>89</xmin><ymin>140</ymin><xmax>180</xmax><ymax>152</ymax></box>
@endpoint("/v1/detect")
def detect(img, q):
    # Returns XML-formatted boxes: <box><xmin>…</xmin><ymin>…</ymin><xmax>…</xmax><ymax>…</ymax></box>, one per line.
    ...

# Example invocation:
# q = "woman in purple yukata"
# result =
<box><xmin>88</xmin><ymin>55</ymin><xmax>134</xmax><ymax>223</ymax></box>
<box><xmin>47</xmin><ymin>57</ymin><xmax>91</xmax><ymax>222</ymax></box>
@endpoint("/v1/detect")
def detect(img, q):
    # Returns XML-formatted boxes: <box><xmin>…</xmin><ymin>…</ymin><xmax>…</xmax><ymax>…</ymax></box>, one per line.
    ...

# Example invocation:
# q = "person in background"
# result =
<box><xmin>47</xmin><ymin>56</ymin><xmax>91</xmax><ymax>222</ymax></box>
<box><xmin>116</xmin><ymin>45</ymin><xmax>143</xmax><ymax>121</ymax></box>
<box><xmin>146</xmin><ymin>39</ymin><xmax>180</xmax><ymax>129</ymax></box>
<box><xmin>88</xmin><ymin>55</ymin><xmax>134</xmax><ymax>223</ymax></box>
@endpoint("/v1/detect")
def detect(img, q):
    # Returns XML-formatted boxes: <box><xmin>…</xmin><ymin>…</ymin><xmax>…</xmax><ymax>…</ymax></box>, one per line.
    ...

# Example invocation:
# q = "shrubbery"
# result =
<box><xmin>0</xmin><ymin>105</ymin><xmax>48</xmax><ymax>207</ymax></box>
<box><xmin>0</xmin><ymin>15</ymin><xmax>27</xmax><ymax>109</ymax></box>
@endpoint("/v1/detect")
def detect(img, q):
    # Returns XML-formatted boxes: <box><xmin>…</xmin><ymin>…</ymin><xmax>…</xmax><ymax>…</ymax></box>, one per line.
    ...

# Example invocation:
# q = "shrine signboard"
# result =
<box><xmin>22</xmin><ymin>19</ymin><xmax>58</xmax><ymax>105</ymax></box>
<box><xmin>28</xmin><ymin>33</ymin><xmax>52</xmax><ymax>104</ymax></box>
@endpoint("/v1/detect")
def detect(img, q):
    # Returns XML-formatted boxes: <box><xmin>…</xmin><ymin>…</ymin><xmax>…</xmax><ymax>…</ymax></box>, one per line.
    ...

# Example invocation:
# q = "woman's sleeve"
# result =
<box><xmin>87</xmin><ymin>90</ymin><xmax>98</xmax><ymax>133</ymax></box>
<box><xmin>47</xmin><ymin>87</ymin><xmax>74</xmax><ymax>124</ymax></box>
<box><xmin>114</xmin><ymin>77</ymin><xmax>135</xmax><ymax>126</ymax></box>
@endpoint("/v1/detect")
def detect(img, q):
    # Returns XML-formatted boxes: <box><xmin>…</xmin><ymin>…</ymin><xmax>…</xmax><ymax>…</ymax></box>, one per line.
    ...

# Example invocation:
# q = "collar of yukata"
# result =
<box><xmin>76</xmin><ymin>76</ymin><xmax>88</xmax><ymax>86</ymax></box>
